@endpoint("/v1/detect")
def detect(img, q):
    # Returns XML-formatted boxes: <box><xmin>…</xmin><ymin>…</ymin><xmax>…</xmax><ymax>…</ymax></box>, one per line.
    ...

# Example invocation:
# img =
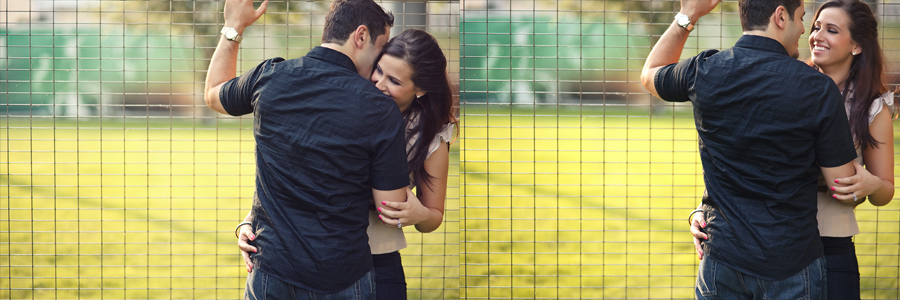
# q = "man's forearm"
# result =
<box><xmin>203</xmin><ymin>37</ymin><xmax>241</xmax><ymax>114</ymax></box>
<box><xmin>641</xmin><ymin>1</ymin><xmax>720</xmax><ymax>96</ymax></box>
<box><xmin>645</xmin><ymin>2</ymin><xmax>719</xmax><ymax>71</ymax></box>
<box><xmin>640</xmin><ymin>21</ymin><xmax>692</xmax><ymax>97</ymax></box>
<box><xmin>203</xmin><ymin>0</ymin><xmax>268</xmax><ymax>114</ymax></box>
<box><xmin>645</xmin><ymin>22</ymin><xmax>692</xmax><ymax>72</ymax></box>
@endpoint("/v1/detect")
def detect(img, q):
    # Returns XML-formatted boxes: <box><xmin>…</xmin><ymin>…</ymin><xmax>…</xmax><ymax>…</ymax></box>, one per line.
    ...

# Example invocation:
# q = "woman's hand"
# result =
<box><xmin>832</xmin><ymin>161</ymin><xmax>878</xmax><ymax>206</ymax></box>
<box><xmin>691</xmin><ymin>212</ymin><xmax>708</xmax><ymax>260</ymax></box>
<box><xmin>378</xmin><ymin>189</ymin><xmax>432</xmax><ymax>229</ymax></box>
<box><xmin>237</xmin><ymin>224</ymin><xmax>257</xmax><ymax>273</ymax></box>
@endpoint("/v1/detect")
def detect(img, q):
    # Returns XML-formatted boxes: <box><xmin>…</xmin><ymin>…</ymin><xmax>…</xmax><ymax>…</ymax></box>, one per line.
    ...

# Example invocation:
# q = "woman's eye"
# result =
<box><xmin>828</xmin><ymin>29</ymin><xmax>838</xmax><ymax>34</ymax></box>
<box><xmin>811</xmin><ymin>26</ymin><xmax>820</xmax><ymax>32</ymax></box>
<box><xmin>390</xmin><ymin>78</ymin><xmax>400</xmax><ymax>85</ymax></box>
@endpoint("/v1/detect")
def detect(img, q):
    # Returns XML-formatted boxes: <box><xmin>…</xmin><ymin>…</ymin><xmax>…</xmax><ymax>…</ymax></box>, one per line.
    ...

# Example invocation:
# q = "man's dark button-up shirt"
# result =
<box><xmin>654</xmin><ymin>35</ymin><xmax>857</xmax><ymax>280</ymax></box>
<box><xmin>219</xmin><ymin>46</ymin><xmax>410</xmax><ymax>293</ymax></box>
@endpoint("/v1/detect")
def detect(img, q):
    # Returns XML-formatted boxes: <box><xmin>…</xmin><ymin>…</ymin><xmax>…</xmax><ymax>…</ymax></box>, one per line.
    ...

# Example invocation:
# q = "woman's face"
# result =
<box><xmin>371</xmin><ymin>54</ymin><xmax>424</xmax><ymax>112</ymax></box>
<box><xmin>809</xmin><ymin>7</ymin><xmax>860</xmax><ymax>71</ymax></box>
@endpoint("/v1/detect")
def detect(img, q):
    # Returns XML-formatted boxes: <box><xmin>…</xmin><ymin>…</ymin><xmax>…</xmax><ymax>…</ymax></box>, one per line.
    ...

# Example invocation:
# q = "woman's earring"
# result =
<box><xmin>415</xmin><ymin>94</ymin><xmax>424</xmax><ymax>106</ymax></box>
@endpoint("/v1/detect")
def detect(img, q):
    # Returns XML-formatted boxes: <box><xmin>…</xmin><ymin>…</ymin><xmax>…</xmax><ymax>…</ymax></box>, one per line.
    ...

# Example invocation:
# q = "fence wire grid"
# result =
<box><xmin>459</xmin><ymin>0</ymin><xmax>900</xmax><ymax>299</ymax></box>
<box><xmin>4</xmin><ymin>0</ymin><xmax>900</xmax><ymax>299</ymax></box>
<box><xmin>1</xmin><ymin>0</ymin><xmax>459</xmax><ymax>299</ymax></box>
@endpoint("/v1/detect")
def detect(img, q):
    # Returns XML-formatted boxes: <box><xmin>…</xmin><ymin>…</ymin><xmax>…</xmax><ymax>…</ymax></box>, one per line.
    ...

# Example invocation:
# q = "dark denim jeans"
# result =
<box><xmin>244</xmin><ymin>268</ymin><xmax>375</xmax><ymax>300</ymax></box>
<box><xmin>373</xmin><ymin>251</ymin><xmax>407</xmax><ymax>300</ymax></box>
<box><xmin>822</xmin><ymin>236</ymin><xmax>860</xmax><ymax>300</ymax></box>
<box><xmin>695</xmin><ymin>256</ymin><xmax>826</xmax><ymax>300</ymax></box>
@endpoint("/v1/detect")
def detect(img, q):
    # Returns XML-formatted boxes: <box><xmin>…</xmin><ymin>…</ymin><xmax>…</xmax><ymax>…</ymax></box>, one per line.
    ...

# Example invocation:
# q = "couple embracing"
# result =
<box><xmin>204</xmin><ymin>0</ymin><xmax>457</xmax><ymax>299</ymax></box>
<box><xmin>643</xmin><ymin>0</ymin><xmax>895</xmax><ymax>299</ymax></box>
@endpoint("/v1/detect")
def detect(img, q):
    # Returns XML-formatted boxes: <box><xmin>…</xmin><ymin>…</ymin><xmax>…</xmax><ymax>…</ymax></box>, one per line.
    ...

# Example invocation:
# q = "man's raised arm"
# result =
<box><xmin>640</xmin><ymin>0</ymin><xmax>721</xmax><ymax>97</ymax></box>
<box><xmin>203</xmin><ymin>0</ymin><xmax>268</xmax><ymax>114</ymax></box>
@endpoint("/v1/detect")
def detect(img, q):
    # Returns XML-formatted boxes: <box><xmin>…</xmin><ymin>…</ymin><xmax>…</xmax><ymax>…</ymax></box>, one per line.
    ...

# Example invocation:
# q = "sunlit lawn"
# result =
<box><xmin>0</xmin><ymin>117</ymin><xmax>458</xmax><ymax>300</ymax></box>
<box><xmin>459</xmin><ymin>105</ymin><xmax>900</xmax><ymax>299</ymax></box>
<box><xmin>1</xmin><ymin>107</ymin><xmax>897</xmax><ymax>300</ymax></box>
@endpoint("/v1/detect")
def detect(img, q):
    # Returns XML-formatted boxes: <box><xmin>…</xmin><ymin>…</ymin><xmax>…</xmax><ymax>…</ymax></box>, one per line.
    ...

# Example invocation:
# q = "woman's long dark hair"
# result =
<box><xmin>381</xmin><ymin>29</ymin><xmax>459</xmax><ymax>190</ymax></box>
<box><xmin>809</xmin><ymin>0</ymin><xmax>893</xmax><ymax>150</ymax></box>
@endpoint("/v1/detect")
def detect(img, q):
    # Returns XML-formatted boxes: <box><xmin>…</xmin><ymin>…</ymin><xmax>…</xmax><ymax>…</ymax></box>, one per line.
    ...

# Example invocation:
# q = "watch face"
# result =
<box><xmin>677</xmin><ymin>15</ymin><xmax>690</xmax><ymax>26</ymax></box>
<box><xmin>225</xmin><ymin>29</ymin><xmax>237</xmax><ymax>39</ymax></box>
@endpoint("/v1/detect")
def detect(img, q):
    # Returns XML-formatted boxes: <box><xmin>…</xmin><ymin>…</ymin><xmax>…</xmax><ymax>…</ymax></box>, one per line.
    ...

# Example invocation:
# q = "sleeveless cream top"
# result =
<box><xmin>367</xmin><ymin>115</ymin><xmax>455</xmax><ymax>254</ymax></box>
<box><xmin>817</xmin><ymin>91</ymin><xmax>894</xmax><ymax>237</ymax></box>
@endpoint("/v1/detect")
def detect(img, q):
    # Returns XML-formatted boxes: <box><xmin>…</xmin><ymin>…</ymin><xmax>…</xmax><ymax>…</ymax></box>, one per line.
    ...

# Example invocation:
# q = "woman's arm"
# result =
<box><xmin>834</xmin><ymin>105</ymin><xmax>895</xmax><ymax>206</ymax></box>
<box><xmin>412</xmin><ymin>143</ymin><xmax>449</xmax><ymax>233</ymax></box>
<box><xmin>378</xmin><ymin>143</ymin><xmax>449</xmax><ymax>233</ymax></box>
<box><xmin>859</xmin><ymin>105</ymin><xmax>894</xmax><ymax>206</ymax></box>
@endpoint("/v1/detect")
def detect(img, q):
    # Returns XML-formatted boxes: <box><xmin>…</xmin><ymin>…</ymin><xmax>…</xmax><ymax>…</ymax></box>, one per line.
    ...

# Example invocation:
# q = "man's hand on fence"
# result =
<box><xmin>224</xmin><ymin>0</ymin><xmax>268</xmax><ymax>33</ymax></box>
<box><xmin>680</xmin><ymin>0</ymin><xmax>722</xmax><ymax>24</ymax></box>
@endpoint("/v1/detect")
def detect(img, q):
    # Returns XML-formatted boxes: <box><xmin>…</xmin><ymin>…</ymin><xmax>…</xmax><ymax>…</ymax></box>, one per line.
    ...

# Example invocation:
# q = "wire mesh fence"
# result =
<box><xmin>459</xmin><ymin>0</ymin><xmax>900</xmax><ymax>299</ymax></box>
<box><xmin>5</xmin><ymin>0</ymin><xmax>900</xmax><ymax>299</ymax></box>
<box><xmin>1</xmin><ymin>0</ymin><xmax>459</xmax><ymax>299</ymax></box>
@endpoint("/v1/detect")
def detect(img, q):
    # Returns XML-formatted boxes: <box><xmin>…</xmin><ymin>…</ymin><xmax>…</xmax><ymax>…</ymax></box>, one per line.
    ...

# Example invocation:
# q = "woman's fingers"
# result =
<box><xmin>241</xmin><ymin>249</ymin><xmax>254</xmax><ymax>272</ymax></box>
<box><xmin>237</xmin><ymin>229</ymin><xmax>257</xmax><ymax>272</ymax></box>
<box><xmin>377</xmin><ymin>206</ymin><xmax>402</xmax><ymax>219</ymax></box>
<box><xmin>690</xmin><ymin>214</ymin><xmax>707</xmax><ymax>260</ymax></box>
<box><xmin>378</xmin><ymin>214</ymin><xmax>402</xmax><ymax>228</ymax></box>
<box><xmin>693</xmin><ymin>236</ymin><xmax>704</xmax><ymax>260</ymax></box>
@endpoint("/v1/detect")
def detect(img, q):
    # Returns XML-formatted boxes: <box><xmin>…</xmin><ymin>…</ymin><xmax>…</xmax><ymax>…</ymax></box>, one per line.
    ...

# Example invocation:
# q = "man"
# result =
<box><xmin>203</xmin><ymin>0</ymin><xmax>408</xmax><ymax>298</ymax></box>
<box><xmin>640</xmin><ymin>0</ymin><xmax>857</xmax><ymax>298</ymax></box>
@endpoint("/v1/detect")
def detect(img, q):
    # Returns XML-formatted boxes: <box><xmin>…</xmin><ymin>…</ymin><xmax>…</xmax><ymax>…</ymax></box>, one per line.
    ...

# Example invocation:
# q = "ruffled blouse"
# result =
<box><xmin>368</xmin><ymin>112</ymin><xmax>455</xmax><ymax>254</ymax></box>
<box><xmin>817</xmin><ymin>90</ymin><xmax>894</xmax><ymax>237</ymax></box>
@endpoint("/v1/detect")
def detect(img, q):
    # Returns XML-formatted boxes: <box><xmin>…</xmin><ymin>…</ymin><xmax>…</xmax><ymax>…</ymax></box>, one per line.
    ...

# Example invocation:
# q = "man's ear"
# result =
<box><xmin>353</xmin><ymin>25</ymin><xmax>370</xmax><ymax>49</ymax></box>
<box><xmin>772</xmin><ymin>5</ymin><xmax>788</xmax><ymax>30</ymax></box>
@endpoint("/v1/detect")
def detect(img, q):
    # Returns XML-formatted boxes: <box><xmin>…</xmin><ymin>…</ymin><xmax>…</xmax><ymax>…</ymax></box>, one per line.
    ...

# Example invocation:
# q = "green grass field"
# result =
<box><xmin>0</xmin><ymin>117</ymin><xmax>459</xmax><ymax>300</ymax></box>
<box><xmin>459</xmin><ymin>106</ymin><xmax>900</xmax><ymax>299</ymax></box>
<box><xmin>2</xmin><ymin>109</ymin><xmax>898</xmax><ymax>300</ymax></box>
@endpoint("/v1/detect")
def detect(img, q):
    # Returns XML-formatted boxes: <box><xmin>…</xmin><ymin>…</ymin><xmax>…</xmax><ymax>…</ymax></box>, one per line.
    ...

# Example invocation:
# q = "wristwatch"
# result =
<box><xmin>221</xmin><ymin>27</ymin><xmax>243</xmax><ymax>43</ymax></box>
<box><xmin>675</xmin><ymin>13</ymin><xmax>694</xmax><ymax>32</ymax></box>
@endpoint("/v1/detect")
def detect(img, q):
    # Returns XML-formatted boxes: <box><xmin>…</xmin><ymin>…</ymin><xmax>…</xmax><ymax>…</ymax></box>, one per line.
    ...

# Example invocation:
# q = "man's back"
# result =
<box><xmin>691</xmin><ymin>36</ymin><xmax>844</xmax><ymax>201</ymax></box>
<box><xmin>219</xmin><ymin>46</ymin><xmax>410</xmax><ymax>293</ymax></box>
<box><xmin>654</xmin><ymin>35</ymin><xmax>857</xmax><ymax>280</ymax></box>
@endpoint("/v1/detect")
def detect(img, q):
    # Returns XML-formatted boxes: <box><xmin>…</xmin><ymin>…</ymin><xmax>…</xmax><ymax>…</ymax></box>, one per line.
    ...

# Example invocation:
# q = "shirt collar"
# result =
<box><xmin>307</xmin><ymin>46</ymin><xmax>359</xmax><ymax>73</ymax></box>
<box><xmin>734</xmin><ymin>35</ymin><xmax>790</xmax><ymax>57</ymax></box>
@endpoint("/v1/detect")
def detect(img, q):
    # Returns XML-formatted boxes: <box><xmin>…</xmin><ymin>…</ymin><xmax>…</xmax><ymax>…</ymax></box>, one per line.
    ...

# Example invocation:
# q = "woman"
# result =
<box><xmin>236</xmin><ymin>29</ymin><xmax>458</xmax><ymax>300</ymax></box>
<box><xmin>690</xmin><ymin>1</ymin><xmax>894</xmax><ymax>298</ymax></box>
